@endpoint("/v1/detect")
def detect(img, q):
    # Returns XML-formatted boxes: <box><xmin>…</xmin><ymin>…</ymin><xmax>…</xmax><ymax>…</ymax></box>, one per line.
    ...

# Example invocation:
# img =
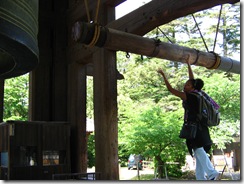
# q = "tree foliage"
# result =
<box><xmin>117</xmin><ymin>3</ymin><xmax>240</xmax><ymax>177</ymax></box>
<box><xmin>3</xmin><ymin>74</ymin><xmax>29</xmax><ymax>121</ymax></box>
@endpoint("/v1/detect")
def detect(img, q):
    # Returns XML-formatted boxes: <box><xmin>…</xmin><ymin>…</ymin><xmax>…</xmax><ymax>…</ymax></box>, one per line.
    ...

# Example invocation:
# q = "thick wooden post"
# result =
<box><xmin>29</xmin><ymin>0</ymin><xmax>68</xmax><ymax>121</ymax></box>
<box><xmin>68</xmin><ymin>63</ymin><xmax>87</xmax><ymax>173</ymax></box>
<box><xmin>93</xmin><ymin>49</ymin><xmax>119</xmax><ymax>180</ymax></box>
<box><xmin>0</xmin><ymin>79</ymin><xmax>4</xmax><ymax>122</ymax></box>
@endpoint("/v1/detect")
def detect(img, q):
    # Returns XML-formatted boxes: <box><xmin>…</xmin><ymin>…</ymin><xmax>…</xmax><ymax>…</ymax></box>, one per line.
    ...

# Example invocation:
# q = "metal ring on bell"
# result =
<box><xmin>0</xmin><ymin>0</ymin><xmax>39</xmax><ymax>79</ymax></box>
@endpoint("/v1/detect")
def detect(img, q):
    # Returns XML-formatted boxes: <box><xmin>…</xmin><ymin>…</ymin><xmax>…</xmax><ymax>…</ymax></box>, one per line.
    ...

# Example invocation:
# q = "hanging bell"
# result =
<box><xmin>0</xmin><ymin>0</ymin><xmax>39</xmax><ymax>79</ymax></box>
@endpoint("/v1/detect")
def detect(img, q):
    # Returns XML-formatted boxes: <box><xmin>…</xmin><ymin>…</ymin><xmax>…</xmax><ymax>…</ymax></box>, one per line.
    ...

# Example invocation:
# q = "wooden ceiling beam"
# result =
<box><xmin>105</xmin><ymin>0</ymin><xmax>126</xmax><ymax>7</ymax></box>
<box><xmin>107</xmin><ymin>0</ymin><xmax>240</xmax><ymax>36</ymax></box>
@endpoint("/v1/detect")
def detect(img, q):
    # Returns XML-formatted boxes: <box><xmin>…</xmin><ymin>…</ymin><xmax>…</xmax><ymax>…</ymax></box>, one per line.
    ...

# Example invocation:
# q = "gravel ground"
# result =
<box><xmin>88</xmin><ymin>167</ymin><xmax>241</xmax><ymax>180</ymax></box>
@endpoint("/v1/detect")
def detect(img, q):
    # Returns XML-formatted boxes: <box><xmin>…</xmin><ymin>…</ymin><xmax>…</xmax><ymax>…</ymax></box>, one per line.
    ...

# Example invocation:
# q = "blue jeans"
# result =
<box><xmin>193</xmin><ymin>147</ymin><xmax>219</xmax><ymax>180</ymax></box>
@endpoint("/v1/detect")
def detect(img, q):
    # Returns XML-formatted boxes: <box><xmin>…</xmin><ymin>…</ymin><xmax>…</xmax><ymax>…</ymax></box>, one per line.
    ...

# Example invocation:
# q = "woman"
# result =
<box><xmin>157</xmin><ymin>61</ymin><xmax>220</xmax><ymax>180</ymax></box>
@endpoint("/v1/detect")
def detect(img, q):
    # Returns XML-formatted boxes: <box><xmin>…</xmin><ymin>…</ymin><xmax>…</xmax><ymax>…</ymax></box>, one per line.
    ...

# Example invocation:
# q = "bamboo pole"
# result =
<box><xmin>72</xmin><ymin>22</ymin><xmax>240</xmax><ymax>74</ymax></box>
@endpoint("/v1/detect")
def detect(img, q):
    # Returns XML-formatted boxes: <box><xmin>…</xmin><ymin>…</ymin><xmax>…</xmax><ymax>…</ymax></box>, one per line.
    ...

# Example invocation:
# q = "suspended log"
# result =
<box><xmin>72</xmin><ymin>22</ymin><xmax>240</xmax><ymax>74</ymax></box>
<box><xmin>0</xmin><ymin>0</ymin><xmax>39</xmax><ymax>79</ymax></box>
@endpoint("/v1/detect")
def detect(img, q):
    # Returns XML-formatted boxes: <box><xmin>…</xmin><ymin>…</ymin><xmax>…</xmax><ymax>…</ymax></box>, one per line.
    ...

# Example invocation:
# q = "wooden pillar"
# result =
<box><xmin>68</xmin><ymin>63</ymin><xmax>87</xmax><ymax>173</ymax></box>
<box><xmin>0</xmin><ymin>79</ymin><xmax>4</xmax><ymax>122</ymax></box>
<box><xmin>93</xmin><ymin>49</ymin><xmax>119</xmax><ymax>180</ymax></box>
<box><xmin>29</xmin><ymin>0</ymin><xmax>68</xmax><ymax>121</ymax></box>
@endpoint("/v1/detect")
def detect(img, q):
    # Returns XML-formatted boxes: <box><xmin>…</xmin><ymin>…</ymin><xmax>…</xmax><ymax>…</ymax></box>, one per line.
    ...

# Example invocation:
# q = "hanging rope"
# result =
<box><xmin>88</xmin><ymin>24</ymin><xmax>101</xmax><ymax>47</ymax></box>
<box><xmin>192</xmin><ymin>49</ymin><xmax>200</xmax><ymax>65</ymax></box>
<box><xmin>149</xmin><ymin>38</ymin><xmax>161</xmax><ymax>57</ymax></box>
<box><xmin>192</xmin><ymin>14</ymin><xmax>209</xmax><ymax>52</ymax></box>
<box><xmin>84</xmin><ymin>0</ymin><xmax>101</xmax><ymax>47</ymax></box>
<box><xmin>94</xmin><ymin>0</ymin><xmax>100</xmax><ymax>23</ymax></box>
<box><xmin>84</xmin><ymin>0</ymin><xmax>91</xmax><ymax>23</ymax></box>
<box><xmin>213</xmin><ymin>5</ymin><xmax>223</xmax><ymax>52</ymax></box>
<box><xmin>157</xmin><ymin>27</ymin><xmax>173</xmax><ymax>44</ymax></box>
<box><xmin>207</xmin><ymin>51</ymin><xmax>221</xmax><ymax>69</ymax></box>
<box><xmin>84</xmin><ymin>0</ymin><xmax>100</xmax><ymax>23</ymax></box>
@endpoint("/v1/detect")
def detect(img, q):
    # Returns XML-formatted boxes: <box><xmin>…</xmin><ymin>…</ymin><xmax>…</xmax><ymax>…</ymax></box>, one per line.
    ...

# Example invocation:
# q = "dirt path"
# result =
<box><xmin>87</xmin><ymin>166</ymin><xmax>155</xmax><ymax>180</ymax></box>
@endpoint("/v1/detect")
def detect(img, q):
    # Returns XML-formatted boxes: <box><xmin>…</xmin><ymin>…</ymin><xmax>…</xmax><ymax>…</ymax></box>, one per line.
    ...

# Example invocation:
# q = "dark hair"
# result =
<box><xmin>189</xmin><ymin>78</ymin><xmax>204</xmax><ymax>90</ymax></box>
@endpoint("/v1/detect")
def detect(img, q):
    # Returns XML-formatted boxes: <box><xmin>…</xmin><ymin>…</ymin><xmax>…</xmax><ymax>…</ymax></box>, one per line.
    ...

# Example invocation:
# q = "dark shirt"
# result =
<box><xmin>183</xmin><ymin>92</ymin><xmax>213</xmax><ymax>156</ymax></box>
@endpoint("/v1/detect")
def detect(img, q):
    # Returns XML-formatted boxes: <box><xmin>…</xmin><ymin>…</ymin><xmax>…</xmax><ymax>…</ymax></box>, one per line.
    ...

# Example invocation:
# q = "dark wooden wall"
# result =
<box><xmin>29</xmin><ymin>0</ymin><xmax>123</xmax><ymax>179</ymax></box>
<box><xmin>0</xmin><ymin>79</ymin><xmax>3</xmax><ymax>122</ymax></box>
<box><xmin>0</xmin><ymin>121</ymin><xmax>70</xmax><ymax>180</ymax></box>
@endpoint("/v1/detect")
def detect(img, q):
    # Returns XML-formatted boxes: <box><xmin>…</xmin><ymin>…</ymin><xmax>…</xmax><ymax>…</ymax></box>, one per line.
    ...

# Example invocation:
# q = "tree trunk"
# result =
<box><xmin>155</xmin><ymin>155</ymin><xmax>165</xmax><ymax>179</ymax></box>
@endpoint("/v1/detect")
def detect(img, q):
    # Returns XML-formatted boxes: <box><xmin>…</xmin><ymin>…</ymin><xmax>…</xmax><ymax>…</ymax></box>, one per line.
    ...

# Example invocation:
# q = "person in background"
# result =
<box><xmin>157</xmin><ymin>60</ymin><xmax>220</xmax><ymax>180</ymax></box>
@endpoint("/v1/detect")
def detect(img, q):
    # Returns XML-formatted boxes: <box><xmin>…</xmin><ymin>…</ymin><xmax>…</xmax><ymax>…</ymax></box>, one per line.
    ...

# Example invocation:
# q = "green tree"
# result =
<box><xmin>119</xmin><ymin>104</ymin><xmax>186</xmax><ymax>178</ymax></box>
<box><xmin>3</xmin><ymin>74</ymin><xmax>29</xmax><ymax>121</ymax></box>
<box><xmin>117</xmin><ymin>12</ymin><xmax>240</xmax><ymax>174</ymax></box>
<box><xmin>87</xmin><ymin>133</ymin><xmax>95</xmax><ymax>167</ymax></box>
<box><xmin>202</xmin><ymin>72</ymin><xmax>240</xmax><ymax>149</ymax></box>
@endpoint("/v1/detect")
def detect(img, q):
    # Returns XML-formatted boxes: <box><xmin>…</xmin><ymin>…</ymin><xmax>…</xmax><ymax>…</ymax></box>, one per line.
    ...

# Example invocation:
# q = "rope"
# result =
<box><xmin>149</xmin><ymin>39</ymin><xmax>161</xmax><ymax>57</ymax></box>
<box><xmin>192</xmin><ymin>14</ymin><xmax>209</xmax><ymax>52</ymax></box>
<box><xmin>226</xmin><ymin>58</ymin><xmax>234</xmax><ymax>73</ymax></box>
<box><xmin>94</xmin><ymin>0</ymin><xmax>100</xmax><ymax>23</ymax></box>
<box><xmin>83</xmin><ymin>0</ymin><xmax>101</xmax><ymax>47</ymax></box>
<box><xmin>157</xmin><ymin>27</ymin><xmax>173</xmax><ymax>44</ymax></box>
<box><xmin>213</xmin><ymin>5</ymin><xmax>223</xmax><ymax>52</ymax></box>
<box><xmin>88</xmin><ymin>23</ymin><xmax>101</xmax><ymax>47</ymax></box>
<box><xmin>207</xmin><ymin>52</ymin><xmax>221</xmax><ymax>69</ymax></box>
<box><xmin>192</xmin><ymin>49</ymin><xmax>200</xmax><ymax>65</ymax></box>
<box><xmin>84</xmin><ymin>0</ymin><xmax>91</xmax><ymax>23</ymax></box>
<box><xmin>84</xmin><ymin>0</ymin><xmax>100</xmax><ymax>23</ymax></box>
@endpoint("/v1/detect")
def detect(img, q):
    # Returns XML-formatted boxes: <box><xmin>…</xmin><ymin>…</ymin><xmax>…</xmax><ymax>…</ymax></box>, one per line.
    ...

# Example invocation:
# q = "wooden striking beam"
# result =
<box><xmin>67</xmin><ymin>0</ymin><xmax>239</xmax><ymax>65</ymax></box>
<box><xmin>72</xmin><ymin>22</ymin><xmax>240</xmax><ymax>74</ymax></box>
<box><xmin>107</xmin><ymin>0</ymin><xmax>240</xmax><ymax>36</ymax></box>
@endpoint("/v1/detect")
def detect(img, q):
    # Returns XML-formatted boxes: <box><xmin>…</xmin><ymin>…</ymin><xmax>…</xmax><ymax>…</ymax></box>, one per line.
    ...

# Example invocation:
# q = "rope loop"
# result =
<box><xmin>207</xmin><ymin>51</ymin><xmax>221</xmax><ymax>69</ymax></box>
<box><xmin>87</xmin><ymin>23</ymin><xmax>101</xmax><ymax>47</ymax></box>
<box><xmin>84</xmin><ymin>0</ymin><xmax>101</xmax><ymax>47</ymax></box>
<box><xmin>84</xmin><ymin>0</ymin><xmax>101</xmax><ymax>23</ymax></box>
<box><xmin>192</xmin><ymin>49</ymin><xmax>200</xmax><ymax>65</ymax></box>
<box><xmin>149</xmin><ymin>38</ymin><xmax>161</xmax><ymax>57</ymax></box>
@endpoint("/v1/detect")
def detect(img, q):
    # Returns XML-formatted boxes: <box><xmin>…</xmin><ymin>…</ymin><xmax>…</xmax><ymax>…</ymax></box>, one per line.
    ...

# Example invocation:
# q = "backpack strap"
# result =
<box><xmin>190</xmin><ymin>91</ymin><xmax>204</xmax><ymax>130</ymax></box>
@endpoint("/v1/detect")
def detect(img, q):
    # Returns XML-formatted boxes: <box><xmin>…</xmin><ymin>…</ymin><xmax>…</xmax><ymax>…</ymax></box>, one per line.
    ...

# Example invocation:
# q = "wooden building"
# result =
<box><xmin>0</xmin><ymin>121</ymin><xmax>70</xmax><ymax>180</ymax></box>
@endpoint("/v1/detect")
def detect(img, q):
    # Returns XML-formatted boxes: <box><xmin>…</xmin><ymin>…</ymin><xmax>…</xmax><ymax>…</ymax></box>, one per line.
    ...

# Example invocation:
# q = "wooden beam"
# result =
<box><xmin>93</xmin><ymin>48</ymin><xmax>119</xmax><ymax>180</ymax></box>
<box><xmin>105</xmin><ymin>0</ymin><xmax>126</xmax><ymax>7</ymax></box>
<box><xmin>72</xmin><ymin>22</ymin><xmax>240</xmax><ymax>74</ymax></box>
<box><xmin>67</xmin><ymin>63</ymin><xmax>87</xmax><ymax>173</ymax></box>
<box><xmin>92</xmin><ymin>4</ymin><xmax>120</xmax><ymax>180</ymax></box>
<box><xmin>0</xmin><ymin>79</ymin><xmax>3</xmax><ymax>122</ymax></box>
<box><xmin>68</xmin><ymin>0</ymin><xmax>239</xmax><ymax>65</ymax></box>
<box><xmin>107</xmin><ymin>0</ymin><xmax>240</xmax><ymax>36</ymax></box>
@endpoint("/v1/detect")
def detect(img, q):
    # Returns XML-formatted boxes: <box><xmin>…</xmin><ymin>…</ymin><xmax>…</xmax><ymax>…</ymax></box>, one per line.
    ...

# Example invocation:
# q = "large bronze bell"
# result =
<box><xmin>0</xmin><ymin>0</ymin><xmax>39</xmax><ymax>79</ymax></box>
